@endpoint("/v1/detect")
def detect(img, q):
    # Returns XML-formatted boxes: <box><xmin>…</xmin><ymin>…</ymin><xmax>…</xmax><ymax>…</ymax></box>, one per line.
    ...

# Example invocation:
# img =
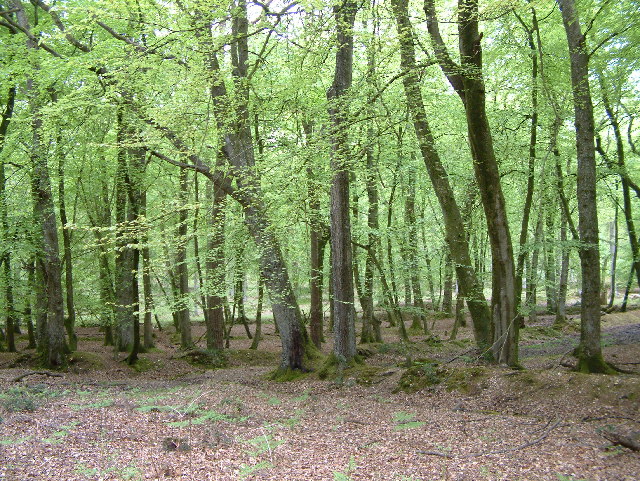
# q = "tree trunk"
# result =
<box><xmin>558</xmin><ymin>0</ymin><xmax>610</xmax><ymax>373</ymax></box>
<box><xmin>327</xmin><ymin>0</ymin><xmax>358</xmax><ymax>365</ymax></box>
<box><xmin>527</xmin><ymin>215</ymin><xmax>543</xmax><ymax>324</ymax></box>
<box><xmin>205</xmin><ymin>159</ymin><xmax>226</xmax><ymax>350</ymax></box>
<box><xmin>544</xmin><ymin>210</ymin><xmax>558</xmax><ymax>314</ymax></box>
<box><xmin>426</xmin><ymin>0</ymin><xmax>517</xmax><ymax>363</ymax></box>
<box><xmin>14</xmin><ymin>1</ymin><xmax>67</xmax><ymax>367</ymax></box>
<box><xmin>513</xmin><ymin>8</ymin><xmax>539</xmax><ymax>327</ymax></box>
<box><xmin>114</xmin><ymin>105</ymin><xmax>135</xmax><ymax>352</ymax></box>
<box><xmin>1</xmin><ymin>85</ymin><xmax>17</xmax><ymax>352</ymax></box>
<box><xmin>176</xmin><ymin>167</ymin><xmax>192</xmax><ymax>349</ymax></box>
<box><xmin>608</xmin><ymin>211</ymin><xmax>618</xmax><ymax>309</ymax></box>
<box><xmin>56</xmin><ymin>131</ymin><xmax>77</xmax><ymax>351</ymax></box>
<box><xmin>394</xmin><ymin>0</ymin><xmax>492</xmax><ymax>351</ymax></box>
<box><xmin>250</xmin><ymin>274</ymin><xmax>264</xmax><ymax>350</ymax></box>
<box><xmin>140</xmin><ymin>190</ymin><xmax>155</xmax><ymax>349</ymax></box>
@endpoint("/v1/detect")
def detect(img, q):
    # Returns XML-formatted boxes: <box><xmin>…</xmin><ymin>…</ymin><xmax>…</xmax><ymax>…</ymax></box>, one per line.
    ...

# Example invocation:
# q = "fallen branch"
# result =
<box><xmin>11</xmin><ymin>371</ymin><xmax>64</xmax><ymax>382</ymax></box>
<box><xmin>601</xmin><ymin>429</ymin><xmax>640</xmax><ymax>451</ymax></box>
<box><xmin>420</xmin><ymin>420</ymin><xmax>562</xmax><ymax>458</ymax></box>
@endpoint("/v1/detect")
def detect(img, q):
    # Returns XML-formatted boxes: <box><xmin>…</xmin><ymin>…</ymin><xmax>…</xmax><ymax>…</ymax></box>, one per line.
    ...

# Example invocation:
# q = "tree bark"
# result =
<box><xmin>13</xmin><ymin>0</ymin><xmax>67</xmax><ymax>367</ymax></box>
<box><xmin>393</xmin><ymin>0</ymin><xmax>492</xmax><ymax>351</ymax></box>
<box><xmin>426</xmin><ymin>0</ymin><xmax>517</xmax><ymax>363</ymax></box>
<box><xmin>328</xmin><ymin>0</ymin><xmax>358</xmax><ymax>364</ymax></box>
<box><xmin>1</xmin><ymin>85</ymin><xmax>17</xmax><ymax>352</ymax></box>
<box><xmin>176</xmin><ymin>167</ymin><xmax>192</xmax><ymax>348</ymax></box>
<box><xmin>558</xmin><ymin>0</ymin><xmax>610</xmax><ymax>373</ymax></box>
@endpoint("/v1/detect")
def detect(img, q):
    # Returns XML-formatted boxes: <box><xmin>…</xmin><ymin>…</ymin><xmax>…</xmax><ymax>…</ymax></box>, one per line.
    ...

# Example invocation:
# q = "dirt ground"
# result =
<box><xmin>1</xmin><ymin>308</ymin><xmax>639</xmax><ymax>481</ymax></box>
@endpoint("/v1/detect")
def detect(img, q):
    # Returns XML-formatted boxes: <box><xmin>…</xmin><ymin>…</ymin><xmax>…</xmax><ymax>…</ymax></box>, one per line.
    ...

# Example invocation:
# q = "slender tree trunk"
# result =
<box><xmin>140</xmin><ymin>190</ymin><xmax>155</xmax><ymax>349</ymax></box>
<box><xmin>513</xmin><ymin>8</ymin><xmax>539</xmax><ymax>325</ymax></box>
<box><xmin>250</xmin><ymin>274</ymin><xmax>264</xmax><ymax>350</ymax></box>
<box><xmin>544</xmin><ymin>210</ymin><xmax>558</xmax><ymax>313</ymax></box>
<box><xmin>597</xmin><ymin>80</ymin><xmax>640</xmax><ymax>292</ymax></box>
<box><xmin>608</xmin><ymin>210</ymin><xmax>618</xmax><ymax>309</ymax></box>
<box><xmin>176</xmin><ymin>167</ymin><xmax>192</xmax><ymax>348</ymax></box>
<box><xmin>442</xmin><ymin>255</ymin><xmax>453</xmax><ymax>316</ymax></box>
<box><xmin>0</xmin><ymin>85</ymin><xmax>16</xmax><ymax>352</ymax></box>
<box><xmin>558</xmin><ymin>0</ymin><xmax>610</xmax><ymax>373</ymax></box>
<box><xmin>24</xmin><ymin>262</ymin><xmax>36</xmax><ymax>349</ymax></box>
<box><xmin>56</xmin><ymin>133</ymin><xmax>77</xmax><ymax>351</ymax></box>
<box><xmin>555</xmin><ymin>212</ymin><xmax>570</xmax><ymax>326</ymax></box>
<box><xmin>527</xmin><ymin>215</ymin><xmax>543</xmax><ymax>324</ymax></box>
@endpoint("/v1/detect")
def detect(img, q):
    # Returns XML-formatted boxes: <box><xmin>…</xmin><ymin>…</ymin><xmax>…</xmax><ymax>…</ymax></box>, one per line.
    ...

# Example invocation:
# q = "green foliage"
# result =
<box><xmin>333</xmin><ymin>455</ymin><xmax>357</xmax><ymax>481</ymax></box>
<box><xmin>243</xmin><ymin>432</ymin><xmax>284</xmax><ymax>457</ymax></box>
<box><xmin>238</xmin><ymin>461</ymin><xmax>273</xmax><ymax>480</ymax></box>
<box><xmin>391</xmin><ymin>411</ymin><xmax>426</xmax><ymax>431</ymax></box>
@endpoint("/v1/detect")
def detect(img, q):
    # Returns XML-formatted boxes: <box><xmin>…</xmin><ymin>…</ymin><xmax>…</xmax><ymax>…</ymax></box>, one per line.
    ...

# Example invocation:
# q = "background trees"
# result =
<box><xmin>0</xmin><ymin>0</ymin><xmax>638</xmax><ymax>373</ymax></box>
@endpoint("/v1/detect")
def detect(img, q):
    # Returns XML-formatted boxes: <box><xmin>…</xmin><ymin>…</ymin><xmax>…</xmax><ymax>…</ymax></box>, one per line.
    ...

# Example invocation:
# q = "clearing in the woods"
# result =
<box><xmin>1</xmin><ymin>309</ymin><xmax>639</xmax><ymax>481</ymax></box>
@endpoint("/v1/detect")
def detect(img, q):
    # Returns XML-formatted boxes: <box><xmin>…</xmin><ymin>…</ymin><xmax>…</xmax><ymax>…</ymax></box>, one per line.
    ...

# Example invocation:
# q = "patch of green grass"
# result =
<box><xmin>0</xmin><ymin>384</ymin><xmax>60</xmax><ymax>412</ymax></box>
<box><xmin>74</xmin><ymin>461</ymin><xmax>142</xmax><ymax>481</ymax></box>
<box><xmin>243</xmin><ymin>432</ymin><xmax>284</xmax><ymax>456</ymax></box>
<box><xmin>0</xmin><ymin>436</ymin><xmax>32</xmax><ymax>446</ymax></box>
<box><xmin>130</xmin><ymin>357</ymin><xmax>155</xmax><ymax>372</ymax></box>
<box><xmin>166</xmin><ymin>409</ymin><xmax>247</xmax><ymax>428</ymax></box>
<box><xmin>333</xmin><ymin>455</ymin><xmax>357</xmax><ymax>481</ymax></box>
<box><xmin>292</xmin><ymin>389</ymin><xmax>311</xmax><ymax>402</ymax></box>
<box><xmin>42</xmin><ymin>422</ymin><xmax>79</xmax><ymax>445</ymax></box>
<box><xmin>238</xmin><ymin>461</ymin><xmax>273</xmax><ymax>480</ymax></box>
<box><xmin>71</xmin><ymin>399</ymin><xmax>114</xmax><ymax>410</ymax></box>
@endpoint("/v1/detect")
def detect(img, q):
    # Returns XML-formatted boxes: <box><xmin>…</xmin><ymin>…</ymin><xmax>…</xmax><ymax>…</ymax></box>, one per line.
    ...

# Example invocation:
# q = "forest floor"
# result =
<box><xmin>1</xmin><ymin>306</ymin><xmax>639</xmax><ymax>481</ymax></box>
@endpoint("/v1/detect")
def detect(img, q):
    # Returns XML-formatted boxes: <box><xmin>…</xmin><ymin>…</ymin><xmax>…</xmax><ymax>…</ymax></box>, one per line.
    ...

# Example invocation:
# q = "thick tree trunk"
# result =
<box><xmin>114</xmin><ymin>106</ymin><xmax>135</xmax><ymax>352</ymax></box>
<box><xmin>328</xmin><ymin>1</ymin><xmax>358</xmax><ymax>365</ymax></box>
<box><xmin>14</xmin><ymin>1</ymin><xmax>67</xmax><ymax>367</ymax></box>
<box><xmin>205</xmin><ymin>160</ymin><xmax>226</xmax><ymax>350</ymax></box>
<box><xmin>558</xmin><ymin>0</ymin><xmax>610</xmax><ymax>373</ymax></box>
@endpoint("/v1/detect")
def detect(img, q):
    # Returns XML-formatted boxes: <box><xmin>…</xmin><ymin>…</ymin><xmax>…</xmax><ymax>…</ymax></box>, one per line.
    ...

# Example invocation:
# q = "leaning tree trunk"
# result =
<box><xmin>558</xmin><ymin>0</ymin><xmax>610</xmax><ymax>373</ymax></box>
<box><xmin>393</xmin><ymin>0</ymin><xmax>492</xmax><ymax>351</ymax></box>
<box><xmin>327</xmin><ymin>0</ymin><xmax>358</xmax><ymax>365</ymax></box>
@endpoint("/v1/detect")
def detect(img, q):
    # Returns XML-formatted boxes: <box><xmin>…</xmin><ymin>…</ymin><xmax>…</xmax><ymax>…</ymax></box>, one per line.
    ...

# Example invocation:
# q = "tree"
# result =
<box><xmin>425</xmin><ymin>0</ymin><xmax>518</xmax><ymax>365</ymax></box>
<box><xmin>558</xmin><ymin>0</ymin><xmax>613</xmax><ymax>373</ymax></box>
<box><xmin>328</xmin><ymin>0</ymin><xmax>358</xmax><ymax>365</ymax></box>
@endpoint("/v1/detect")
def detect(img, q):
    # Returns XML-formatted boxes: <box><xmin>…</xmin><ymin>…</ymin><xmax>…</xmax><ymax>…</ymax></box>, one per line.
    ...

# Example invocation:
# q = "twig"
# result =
<box><xmin>420</xmin><ymin>420</ymin><xmax>562</xmax><ymax>458</ymax></box>
<box><xmin>11</xmin><ymin>371</ymin><xmax>64</xmax><ymax>382</ymax></box>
